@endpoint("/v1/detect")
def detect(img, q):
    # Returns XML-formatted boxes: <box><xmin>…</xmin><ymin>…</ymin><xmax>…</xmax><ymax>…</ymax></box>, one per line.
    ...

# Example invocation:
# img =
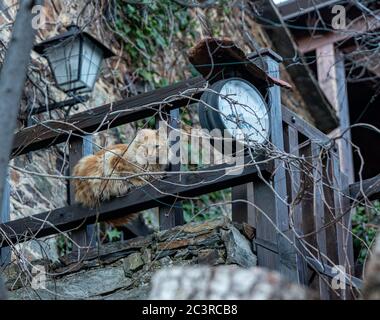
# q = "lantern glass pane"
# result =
<box><xmin>46</xmin><ymin>39</ymin><xmax>81</xmax><ymax>91</ymax></box>
<box><xmin>79</xmin><ymin>38</ymin><xmax>104</xmax><ymax>92</ymax></box>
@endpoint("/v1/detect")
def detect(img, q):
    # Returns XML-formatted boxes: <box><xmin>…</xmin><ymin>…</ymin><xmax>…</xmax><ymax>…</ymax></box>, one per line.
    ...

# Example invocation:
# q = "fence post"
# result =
<box><xmin>311</xmin><ymin>143</ymin><xmax>331</xmax><ymax>299</ymax></box>
<box><xmin>156</xmin><ymin>109</ymin><xmax>184</xmax><ymax>230</ymax></box>
<box><xmin>335</xmin><ymin>165</ymin><xmax>355</xmax><ymax>299</ymax></box>
<box><xmin>248</xmin><ymin>49</ymin><xmax>300</xmax><ymax>283</ymax></box>
<box><xmin>283</xmin><ymin>124</ymin><xmax>308</xmax><ymax>285</ymax></box>
<box><xmin>232</xmin><ymin>183</ymin><xmax>255</xmax><ymax>226</ymax></box>
<box><xmin>68</xmin><ymin>135</ymin><xmax>96</xmax><ymax>258</ymax></box>
<box><xmin>0</xmin><ymin>172</ymin><xmax>10</xmax><ymax>266</ymax></box>
<box><xmin>316</xmin><ymin>45</ymin><xmax>354</xmax><ymax>183</ymax></box>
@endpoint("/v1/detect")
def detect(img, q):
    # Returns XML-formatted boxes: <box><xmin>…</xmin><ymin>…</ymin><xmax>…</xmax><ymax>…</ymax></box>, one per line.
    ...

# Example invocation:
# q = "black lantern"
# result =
<box><xmin>34</xmin><ymin>25</ymin><xmax>115</xmax><ymax>94</ymax></box>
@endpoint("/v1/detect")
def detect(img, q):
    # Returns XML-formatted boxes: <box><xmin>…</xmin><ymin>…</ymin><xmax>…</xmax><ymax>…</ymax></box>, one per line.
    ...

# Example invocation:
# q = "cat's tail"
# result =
<box><xmin>106</xmin><ymin>213</ymin><xmax>140</xmax><ymax>227</ymax></box>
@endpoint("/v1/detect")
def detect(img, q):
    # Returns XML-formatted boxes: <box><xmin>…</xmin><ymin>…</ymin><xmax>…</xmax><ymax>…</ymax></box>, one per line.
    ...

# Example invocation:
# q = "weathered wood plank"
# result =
<box><xmin>311</xmin><ymin>142</ymin><xmax>330</xmax><ymax>299</ymax></box>
<box><xmin>68</xmin><ymin>136</ymin><xmax>95</xmax><ymax>257</ymax></box>
<box><xmin>266</xmin><ymin>53</ymin><xmax>300</xmax><ymax>283</ymax></box>
<box><xmin>349</xmin><ymin>174</ymin><xmax>380</xmax><ymax>201</ymax></box>
<box><xmin>68</xmin><ymin>136</ymin><xmax>93</xmax><ymax>204</ymax></box>
<box><xmin>253</xmin><ymin>180</ymin><xmax>279</xmax><ymax>271</ymax></box>
<box><xmin>282</xmin><ymin>106</ymin><xmax>330</xmax><ymax>145</ymax></box>
<box><xmin>296</xmin><ymin>11</ymin><xmax>380</xmax><ymax>54</ymax></box>
<box><xmin>321</xmin><ymin>153</ymin><xmax>341</xmax><ymax>299</ymax></box>
<box><xmin>316</xmin><ymin>45</ymin><xmax>354</xmax><ymax>183</ymax></box>
<box><xmin>306</xmin><ymin>256</ymin><xmax>363</xmax><ymax>290</ymax></box>
<box><xmin>11</xmin><ymin>77</ymin><xmax>206</xmax><ymax>157</ymax></box>
<box><xmin>283</xmin><ymin>124</ymin><xmax>308</xmax><ymax>285</ymax></box>
<box><xmin>232</xmin><ymin>183</ymin><xmax>255</xmax><ymax>226</ymax></box>
<box><xmin>0</xmin><ymin>161</ymin><xmax>270</xmax><ymax>248</ymax></box>
<box><xmin>322</xmin><ymin>156</ymin><xmax>339</xmax><ymax>264</ymax></box>
<box><xmin>299</xmin><ymin>141</ymin><xmax>319</xmax><ymax>291</ymax></box>
<box><xmin>331</xmin><ymin>152</ymin><xmax>354</xmax><ymax>299</ymax></box>
<box><xmin>278</xmin><ymin>0</ymin><xmax>341</xmax><ymax>20</ymax></box>
<box><xmin>157</xmin><ymin>109</ymin><xmax>184</xmax><ymax>230</ymax></box>
<box><xmin>340</xmin><ymin>171</ymin><xmax>355</xmax><ymax>293</ymax></box>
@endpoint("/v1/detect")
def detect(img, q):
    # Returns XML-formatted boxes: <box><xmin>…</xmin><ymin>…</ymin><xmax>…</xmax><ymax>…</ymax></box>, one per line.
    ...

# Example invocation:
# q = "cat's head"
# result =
<box><xmin>130</xmin><ymin>129</ymin><xmax>171</xmax><ymax>167</ymax></box>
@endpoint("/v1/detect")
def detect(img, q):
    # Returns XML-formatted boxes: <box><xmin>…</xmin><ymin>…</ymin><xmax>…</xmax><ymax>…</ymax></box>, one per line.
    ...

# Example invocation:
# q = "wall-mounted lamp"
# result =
<box><xmin>32</xmin><ymin>25</ymin><xmax>115</xmax><ymax>115</ymax></box>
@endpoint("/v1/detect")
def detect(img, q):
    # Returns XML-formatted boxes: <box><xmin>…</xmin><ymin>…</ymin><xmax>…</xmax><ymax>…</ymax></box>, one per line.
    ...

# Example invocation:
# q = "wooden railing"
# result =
<box><xmin>281</xmin><ymin>107</ymin><xmax>355</xmax><ymax>299</ymax></box>
<box><xmin>11</xmin><ymin>77</ymin><xmax>206</xmax><ymax>157</ymax></box>
<box><xmin>0</xmin><ymin>60</ymin><xmax>360</xmax><ymax>299</ymax></box>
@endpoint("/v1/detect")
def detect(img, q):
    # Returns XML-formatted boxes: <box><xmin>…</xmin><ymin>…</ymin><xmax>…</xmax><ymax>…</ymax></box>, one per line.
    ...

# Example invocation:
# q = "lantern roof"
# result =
<box><xmin>34</xmin><ymin>25</ymin><xmax>115</xmax><ymax>59</ymax></box>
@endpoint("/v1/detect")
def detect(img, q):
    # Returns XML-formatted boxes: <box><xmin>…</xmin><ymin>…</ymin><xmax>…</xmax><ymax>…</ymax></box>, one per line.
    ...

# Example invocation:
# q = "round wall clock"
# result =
<box><xmin>198</xmin><ymin>78</ymin><xmax>270</xmax><ymax>151</ymax></box>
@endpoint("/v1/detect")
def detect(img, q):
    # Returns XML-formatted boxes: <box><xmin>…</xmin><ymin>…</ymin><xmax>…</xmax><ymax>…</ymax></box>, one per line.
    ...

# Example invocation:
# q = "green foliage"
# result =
<box><xmin>183</xmin><ymin>189</ymin><xmax>231</xmax><ymax>223</ymax></box>
<box><xmin>352</xmin><ymin>200</ymin><xmax>380</xmax><ymax>264</ymax></box>
<box><xmin>136</xmin><ymin>115</ymin><xmax>156</xmax><ymax>130</ymax></box>
<box><xmin>56</xmin><ymin>226</ymin><xmax>122</xmax><ymax>256</ymax></box>
<box><xmin>112</xmin><ymin>0</ymin><xmax>234</xmax><ymax>223</ymax></box>
<box><xmin>56</xmin><ymin>234</ymin><xmax>72</xmax><ymax>256</ymax></box>
<box><xmin>114</xmin><ymin>0</ymin><xmax>198</xmax><ymax>85</ymax></box>
<box><xmin>105</xmin><ymin>228</ymin><xmax>123</xmax><ymax>242</ymax></box>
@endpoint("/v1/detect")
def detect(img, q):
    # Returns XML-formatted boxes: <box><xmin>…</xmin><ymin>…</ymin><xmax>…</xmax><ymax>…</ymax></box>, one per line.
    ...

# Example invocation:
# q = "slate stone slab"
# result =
<box><xmin>123</xmin><ymin>252</ymin><xmax>144</xmax><ymax>276</ymax></box>
<box><xmin>221</xmin><ymin>226</ymin><xmax>257</xmax><ymax>268</ymax></box>
<box><xmin>9</xmin><ymin>265</ymin><xmax>131</xmax><ymax>300</ymax></box>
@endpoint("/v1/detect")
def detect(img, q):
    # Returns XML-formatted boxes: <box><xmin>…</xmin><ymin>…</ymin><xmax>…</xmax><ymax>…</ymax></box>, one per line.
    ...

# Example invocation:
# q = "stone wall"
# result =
<box><xmin>4</xmin><ymin>218</ymin><xmax>258</xmax><ymax>300</ymax></box>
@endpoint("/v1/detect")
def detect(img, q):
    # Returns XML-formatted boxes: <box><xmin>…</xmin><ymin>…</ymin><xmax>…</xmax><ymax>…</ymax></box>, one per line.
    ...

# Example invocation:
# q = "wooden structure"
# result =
<box><xmin>0</xmin><ymin>38</ymin><xmax>365</xmax><ymax>300</ymax></box>
<box><xmin>271</xmin><ymin>0</ymin><xmax>380</xmax><ymax>182</ymax></box>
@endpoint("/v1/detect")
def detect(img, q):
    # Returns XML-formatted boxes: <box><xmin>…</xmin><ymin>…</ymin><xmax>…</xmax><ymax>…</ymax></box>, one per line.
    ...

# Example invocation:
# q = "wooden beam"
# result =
<box><xmin>0</xmin><ymin>161</ymin><xmax>270</xmax><ymax>248</ymax></box>
<box><xmin>253</xmin><ymin>1</ymin><xmax>338</xmax><ymax>133</ymax></box>
<box><xmin>11</xmin><ymin>77</ymin><xmax>206</xmax><ymax>158</ymax></box>
<box><xmin>311</xmin><ymin>142</ymin><xmax>330</xmax><ymax>299</ymax></box>
<box><xmin>267</xmin><ymin>52</ymin><xmax>301</xmax><ymax>284</ymax></box>
<box><xmin>331</xmin><ymin>152</ymin><xmax>354</xmax><ymax>299</ymax></box>
<box><xmin>343</xmin><ymin>49</ymin><xmax>380</xmax><ymax>79</ymax></box>
<box><xmin>278</xmin><ymin>0</ymin><xmax>342</xmax><ymax>21</ymax></box>
<box><xmin>232</xmin><ymin>183</ymin><xmax>255</xmax><ymax>225</ymax></box>
<box><xmin>317</xmin><ymin>43</ymin><xmax>340</xmax><ymax>109</ymax></box>
<box><xmin>281</xmin><ymin>105</ymin><xmax>330</xmax><ymax>144</ymax></box>
<box><xmin>316</xmin><ymin>47</ymin><xmax>355</xmax><ymax>294</ymax></box>
<box><xmin>156</xmin><ymin>108</ymin><xmax>184</xmax><ymax>230</ymax></box>
<box><xmin>316</xmin><ymin>45</ymin><xmax>354</xmax><ymax>183</ymax></box>
<box><xmin>252</xmin><ymin>180</ymin><xmax>279</xmax><ymax>272</ymax></box>
<box><xmin>68</xmin><ymin>136</ymin><xmax>95</xmax><ymax>256</ymax></box>
<box><xmin>305</xmin><ymin>256</ymin><xmax>363</xmax><ymax>290</ymax></box>
<box><xmin>296</xmin><ymin>12</ymin><xmax>380</xmax><ymax>54</ymax></box>
<box><xmin>349</xmin><ymin>174</ymin><xmax>380</xmax><ymax>201</ymax></box>
<box><xmin>283</xmin><ymin>123</ymin><xmax>308</xmax><ymax>285</ymax></box>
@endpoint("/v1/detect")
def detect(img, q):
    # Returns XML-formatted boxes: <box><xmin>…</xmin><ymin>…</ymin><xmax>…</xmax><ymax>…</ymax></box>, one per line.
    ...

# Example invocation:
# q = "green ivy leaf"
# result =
<box><xmin>136</xmin><ymin>38</ymin><xmax>147</xmax><ymax>51</ymax></box>
<box><xmin>106</xmin><ymin>229</ymin><xmax>122</xmax><ymax>242</ymax></box>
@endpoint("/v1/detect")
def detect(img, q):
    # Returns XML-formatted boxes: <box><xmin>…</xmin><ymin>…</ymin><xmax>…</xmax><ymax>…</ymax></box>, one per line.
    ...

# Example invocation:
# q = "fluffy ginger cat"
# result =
<box><xmin>73</xmin><ymin>129</ymin><xmax>169</xmax><ymax>226</ymax></box>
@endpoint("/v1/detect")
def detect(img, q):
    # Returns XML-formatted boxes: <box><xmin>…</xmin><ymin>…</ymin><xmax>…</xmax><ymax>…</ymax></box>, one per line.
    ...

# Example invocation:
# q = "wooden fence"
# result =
<box><xmin>0</xmin><ymin>46</ymin><xmax>367</xmax><ymax>300</ymax></box>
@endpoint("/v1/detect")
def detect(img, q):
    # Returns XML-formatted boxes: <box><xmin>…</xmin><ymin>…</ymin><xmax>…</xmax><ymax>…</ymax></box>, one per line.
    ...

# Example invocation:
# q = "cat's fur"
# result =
<box><xmin>73</xmin><ymin>129</ymin><xmax>169</xmax><ymax>226</ymax></box>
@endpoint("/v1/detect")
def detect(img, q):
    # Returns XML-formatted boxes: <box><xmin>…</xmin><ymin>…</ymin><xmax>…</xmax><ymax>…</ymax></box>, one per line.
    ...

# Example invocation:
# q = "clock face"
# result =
<box><xmin>218</xmin><ymin>79</ymin><xmax>270</xmax><ymax>146</ymax></box>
